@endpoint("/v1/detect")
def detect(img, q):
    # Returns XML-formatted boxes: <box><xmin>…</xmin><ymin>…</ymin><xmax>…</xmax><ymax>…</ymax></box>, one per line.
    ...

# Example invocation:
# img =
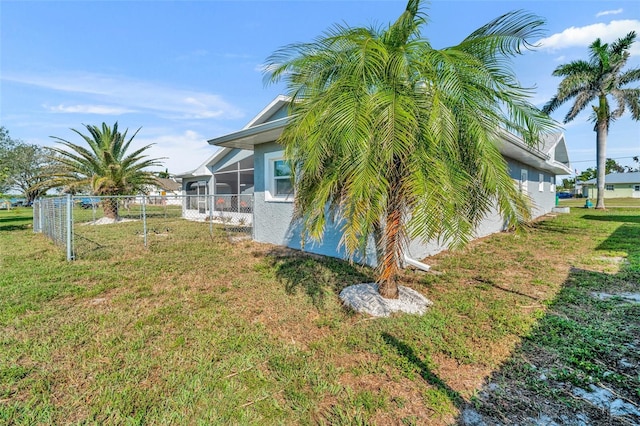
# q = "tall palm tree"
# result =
<box><xmin>48</xmin><ymin>122</ymin><xmax>163</xmax><ymax>218</ymax></box>
<box><xmin>543</xmin><ymin>31</ymin><xmax>640</xmax><ymax>209</ymax></box>
<box><xmin>266</xmin><ymin>0</ymin><xmax>558</xmax><ymax>298</ymax></box>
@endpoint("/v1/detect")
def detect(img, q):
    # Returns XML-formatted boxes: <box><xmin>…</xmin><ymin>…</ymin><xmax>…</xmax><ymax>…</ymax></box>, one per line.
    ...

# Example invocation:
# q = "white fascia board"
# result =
<box><xmin>243</xmin><ymin>95</ymin><xmax>291</xmax><ymax>129</ymax></box>
<box><xmin>497</xmin><ymin>130</ymin><xmax>572</xmax><ymax>175</ymax></box>
<box><xmin>208</xmin><ymin>117</ymin><xmax>288</xmax><ymax>150</ymax></box>
<box><xmin>175</xmin><ymin>147</ymin><xmax>229</xmax><ymax>178</ymax></box>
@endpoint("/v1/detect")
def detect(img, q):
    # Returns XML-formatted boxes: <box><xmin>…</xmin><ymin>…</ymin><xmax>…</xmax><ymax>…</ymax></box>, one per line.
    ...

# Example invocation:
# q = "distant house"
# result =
<box><xmin>186</xmin><ymin>96</ymin><xmax>572</xmax><ymax>262</ymax></box>
<box><xmin>582</xmin><ymin>172</ymin><xmax>640</xmax><ymax>199</ymax></box>
<box><xmin>144</xmin><ymin>177</ymin><xmax>183</xmax><ymax>205</ymax></box>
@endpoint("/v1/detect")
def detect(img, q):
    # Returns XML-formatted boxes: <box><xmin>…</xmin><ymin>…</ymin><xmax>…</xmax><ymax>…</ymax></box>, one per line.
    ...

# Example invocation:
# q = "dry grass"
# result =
<box><xmin>1</xmin><ymin>206</ymin><xmax>638</xmax><ymax>424</ymax></box>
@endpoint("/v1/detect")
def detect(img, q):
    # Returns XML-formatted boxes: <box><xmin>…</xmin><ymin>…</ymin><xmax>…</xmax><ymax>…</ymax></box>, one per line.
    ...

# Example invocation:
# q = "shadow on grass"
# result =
<box><xmin>382</xmin><ymin>333</ymin><xmax>464</xmax><ymax>409</ymax></box>
<box><xmin>266</xmin><ymin>246</ymin><xmax>373</xmax><ymax>308</ymax></box>
<box><xmin>0</xmin><ymin>215</ymin><xmax>33</xmax><ymax>232</ymax></box>
<box><xmin>456</xmin><ymin>212</ymin><xmax>640</xmax><ymax>425</ymax></box>
<box><xmin>472</xmin><ymin>276</ymin><xmax>541</xmax><ymax>301</ymax></box>
<box><xmin>582</xmin><ymin>214</ymin><xmax>640</xmax><ymax>224</ymax></box>
<box><xmin>0</xmin><ymin>224</ymin><xmax>32</xmax><ymax>232</ymax></box>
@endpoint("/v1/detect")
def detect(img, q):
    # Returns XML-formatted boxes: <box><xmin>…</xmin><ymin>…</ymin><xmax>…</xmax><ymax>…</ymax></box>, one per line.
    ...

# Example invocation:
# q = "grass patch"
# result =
<box><xmin>1</xmin><ymin>206</ymin><xmax>639</xmax><ymax>424</ymax></box>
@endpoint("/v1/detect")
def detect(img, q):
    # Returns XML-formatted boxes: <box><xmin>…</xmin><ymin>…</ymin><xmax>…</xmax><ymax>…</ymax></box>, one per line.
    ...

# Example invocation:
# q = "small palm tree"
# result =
<box><xmin>48</xmin><ymin>122</ymin><xmax>163</xmax><ymax>218</ymax></box>
<box><xmin>266</xmin><ymin>0</ymin><xmax>558</xmax><ymax>298</ymax></box>
<box><xmin>543</xmin><ymin>31</ymin><xmax>640</xmax><ymax>209</ymax></box>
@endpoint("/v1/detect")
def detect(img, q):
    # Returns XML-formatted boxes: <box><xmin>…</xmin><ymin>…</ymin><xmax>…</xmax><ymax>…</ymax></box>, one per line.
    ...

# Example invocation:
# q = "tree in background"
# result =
<box><xmin>46</xmin><ymin>122</ymin><xmax>163</xmax><ymax>219</ymax></box>
<box><xmin>560</xmin><ymin>178</ymin><xmax>575</xmax><ymax>192</ymax></box>
<box><xmin>605</xmin><ymin>158</ymin><xmax>625</xmax><ymax>174</ymax></box>
<box><xmin>156</xmin><ymin>168</ymin><xmax>171</xmax><ymax>179</ymax></box>
<box><xmin>0</xmin><ymin>126</ymin><xmax>50</xmax><ymax>203</ymax></box>
<box><xmin>266</xmin><ymin>0</ymin><xmax>557</xmax><ymax>298</ymax></box>
<box><xmin>577</xmin><ymin>168</ymin><xmax>597</xmax><ymax>183</ymax></box>
<box><xmin>624</xmin><ymin>156</ymin><xmax>640</xmax><ymax>173</ymax></box>
<box><xmin>576</xmin><ymin>159</ymin><xmax>628</xmax><ymax>190</ymax></box>
<box><xmin>543</xmin><ymin>31</ymin><xmax>640</xmax><ymax>209</ymax></box>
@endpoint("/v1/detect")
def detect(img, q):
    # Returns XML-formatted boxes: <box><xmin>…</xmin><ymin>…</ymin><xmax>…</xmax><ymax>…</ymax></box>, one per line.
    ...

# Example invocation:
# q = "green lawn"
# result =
<box><xmin>1</xmin><ymin>206</ymin><xmax>638</xmax><ymax>424</ymax></box>
<box><xmin>559</xmin><ymin>196</ymin><xmax>640</xmax><ymax>208</ymax></box>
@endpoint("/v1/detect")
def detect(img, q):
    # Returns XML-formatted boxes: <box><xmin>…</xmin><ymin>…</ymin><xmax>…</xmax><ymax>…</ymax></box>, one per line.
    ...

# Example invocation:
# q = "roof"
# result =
<box><xmin>153</xmin><ymin>178</ymin><xmax>181</xmax><ymax>192</ymax></box>
<box><xmin>175</xmin><ymin>147</ymin><xmax>231</xmax><ymax>179</ymax></box>
<box><xmin>207</xmin><ymin>96</ymin><xmax>290</xmax><ymax>150</ymax></box>
<box><xmin>583</xmin><ymin>172</ymin><xmax>640</xmax><ymax>185</ymax></box>
<box><xmin>207</xmin><ymin>95</ymin><xmax>572</xmax><ymax>175</ymax></box>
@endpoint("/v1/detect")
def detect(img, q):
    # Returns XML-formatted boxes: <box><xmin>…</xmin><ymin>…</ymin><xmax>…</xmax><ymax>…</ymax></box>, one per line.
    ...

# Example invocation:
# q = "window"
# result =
<box><xmin>634</xmin><ymin>185</ymin><xmax>640</xmax><ymax>192</ymax></box>
<box><xmin>550</xmin><ymin>176</ymin><xmax>556</xmax><ymax>192</ymax></box>
<box><xmin>520</xmin><ymin>169</ymin><xmax>528</xmax><ymax>193</ymax></box>
<box><xmin>539</xmin><ymin>173</ymin><xmax>544</xmax><ymax>192</ymax></box>
<box><xmin>265</xmin><ymin>151</ymin><xmax>293</xmax><ymax>202</ymax></box>
<box><xmin>606</xmin><ymin>184</ymin><xmax>614</xmax><ymax>191</ymax></box>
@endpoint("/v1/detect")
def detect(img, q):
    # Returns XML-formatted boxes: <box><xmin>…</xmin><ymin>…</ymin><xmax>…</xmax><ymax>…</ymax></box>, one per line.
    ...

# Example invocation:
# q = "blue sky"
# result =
<box><xmin>1</xmin><ymin>0</ymin><xmax>639</xmax><ymax>176</ymax></box>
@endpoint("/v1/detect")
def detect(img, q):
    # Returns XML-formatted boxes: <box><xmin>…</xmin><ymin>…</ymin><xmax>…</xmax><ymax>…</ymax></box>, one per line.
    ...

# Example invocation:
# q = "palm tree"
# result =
<box><xmin>543</xmin><ymin>31</ymin><xmax>640</xmax><ymax>209</ymax></box>
<box><xmin>48</xmin><ymin>122</ymin><xmax>163</xmax><ymax>219</ymax></box>
<box><xmin>265</xmin><ymin>0</ymin><xmax>558</xmax><ymax>298</ymax></box>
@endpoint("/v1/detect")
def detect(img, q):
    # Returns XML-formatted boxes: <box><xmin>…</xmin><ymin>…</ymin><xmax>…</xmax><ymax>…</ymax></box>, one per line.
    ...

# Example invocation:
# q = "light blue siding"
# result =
<box><xmin>253</xmin><ymin>142</ymin><xmax>377</xmax><ymax>264</ymax></box>
<box><xmin>253</xmin><ymin>144</ymin><xmax>559</xmax><ymax>264</ymax></box>
<box><xmin>506</xmin><ymin>158</ymin><xmax>556</xmax><ymax>217</ymax></box>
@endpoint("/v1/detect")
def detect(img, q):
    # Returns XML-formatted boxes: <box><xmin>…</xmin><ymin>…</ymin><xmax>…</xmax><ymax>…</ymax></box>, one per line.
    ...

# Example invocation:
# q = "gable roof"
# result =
<box><xmin>242</xmin><ymin>95</ymin><xmax>290</xmax><ymax>129</ymax></box>
<box><xmin>153</xmin><ymin>177</ymin><xmax>181</xmax><ymax>192</ymax></box>
<box><xmin>175</xmin><ymin>147</ymin><xmax>232</xmax><ymax>179</ymax></box>
<box><xmin>583</xmin><ymin>172</ymin><xmax>640</xmax><ymax>185</ymax></box>
<box><xmin>496</xmin><ymin>131</ymin><xmax>571</xmax><ymax>175</ymax></box>
<box><xmin>208</xmin><ymin>96</ymin><xmax>572</xmax><ymax>175</ymax></box>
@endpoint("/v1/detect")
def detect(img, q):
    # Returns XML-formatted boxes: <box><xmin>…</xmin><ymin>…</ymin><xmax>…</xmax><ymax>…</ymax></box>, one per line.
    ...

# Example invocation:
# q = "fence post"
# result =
<box><xmin>142</xmin><ymin>194</ymin><xmax>148</xmax><ymax>248</ymax></box>
<box><xmin>66</xmin><ymin>194</ymin><xmax>73</xmax><ymax>261</ymax></box>
<box><xmin>209</xmin><ymin>194</ymin><xmax>213</xmax><ymax>236</ymax></box>
<box><xmin>33</xmin><ymin>200</ymin><xmax>39</xmax><ymax>233</ymax></box>
<box><xmin>39</xmin><ymin>200</ymin><xmax>43</xmax><ymax>233</ymax></box>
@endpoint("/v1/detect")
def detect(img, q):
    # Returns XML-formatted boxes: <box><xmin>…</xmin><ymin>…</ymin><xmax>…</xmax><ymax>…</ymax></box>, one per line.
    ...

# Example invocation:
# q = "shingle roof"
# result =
<box><xmin>583</xmin><ymin>172</ymin><xmax>640</xmax><ymax>185</ymax></box>
<box><xmin>154</xmin><ymin>178</ymin><xmax>181</xmax><ymax>191</ymax></box>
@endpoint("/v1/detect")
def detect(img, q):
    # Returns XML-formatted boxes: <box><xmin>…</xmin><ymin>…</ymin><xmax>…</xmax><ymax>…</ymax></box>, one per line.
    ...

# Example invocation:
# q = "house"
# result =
<box><xmin>582</xmin><ymin>172</ymin><xmax>640</xmax><ymax>199</ymax></box>
<box><xmin>142</xmin><ymin>177</ymin><xmax>183</xmax><ymax>205</ymax></box>
<box><xmin>186</xmin><ymin>96</ymin><xmax>572</xmax><ymax>262</ymax></box>
<box><xmin>177</xmin><ymin>137</ymin><xmax>255</xmax><ymax>223</ymax></box>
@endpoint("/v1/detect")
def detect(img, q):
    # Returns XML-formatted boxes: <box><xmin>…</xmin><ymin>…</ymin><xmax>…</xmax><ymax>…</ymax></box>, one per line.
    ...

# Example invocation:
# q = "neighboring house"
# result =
<box><xmin>143</xmin><ymin>177</ymin><xmax>183</xmax><ymax>205</ymax></box>
<box><xmin>191</xmin><ymin>96</ymin><xmax>572</xmax><ymax>263</ymax></box>
<box><xmin>582</xmin><ymin>172</ymin><xmax>640</xmax><ymax>199</ymax></box>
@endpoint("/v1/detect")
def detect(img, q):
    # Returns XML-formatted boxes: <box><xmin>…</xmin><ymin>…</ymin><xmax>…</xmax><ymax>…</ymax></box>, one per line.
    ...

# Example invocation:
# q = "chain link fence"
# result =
<box><xmin>33</xmin><ymin>194</ymin><xmax>253</xmax><ymax>260</ymax></box>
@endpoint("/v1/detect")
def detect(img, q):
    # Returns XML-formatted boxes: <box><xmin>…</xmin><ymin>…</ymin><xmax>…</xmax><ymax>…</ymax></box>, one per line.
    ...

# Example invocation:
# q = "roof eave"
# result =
<box><xmin>208</xmin><ymin>117</ymin><xmax>289</xmax><ymax>150</ymax></box>
<box><xmin>497</xmin><ymin>130</ymin><xmax>571</xmax><ymax>175</ymax></box>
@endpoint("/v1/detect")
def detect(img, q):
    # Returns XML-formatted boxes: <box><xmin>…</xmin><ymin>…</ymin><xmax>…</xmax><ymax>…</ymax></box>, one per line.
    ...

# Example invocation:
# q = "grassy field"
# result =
<box><xmin>559</xmin><ymin>196</ymin><xmax>640</xmax><ymax>208</ymax></box>
<box><xmin>1</xmin><ymin>205</ymin><xmax>638</xmax><ymax>424</ymax></box>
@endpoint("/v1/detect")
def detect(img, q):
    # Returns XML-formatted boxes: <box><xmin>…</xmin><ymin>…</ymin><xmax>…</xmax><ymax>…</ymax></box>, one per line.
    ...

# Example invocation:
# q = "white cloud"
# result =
<box><xmin>133</xmin><ymin>129</ymin><xmax>219</xmax><ymax>174</ymax></box>
<box><xmin>596</xmin><ymin>9</ymin><xmax>623</xmax><ymax>18</ymax></box>
<box><xmin>45</xmin><ymin>104</ymin><xmax>135</xmax><ymax>115</ymax></box>
<box><xmin>537</xmin><ymin>20</ymin><xmax>640</xmax><ymax>55</ymax></box>
<box><xmin>2</xmin><ymin>71</ymin><xmax>245</xmax><ymax>121</ymax></box>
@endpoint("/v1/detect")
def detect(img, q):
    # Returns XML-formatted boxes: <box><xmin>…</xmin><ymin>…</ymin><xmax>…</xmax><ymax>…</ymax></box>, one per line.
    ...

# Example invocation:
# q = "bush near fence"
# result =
<box><xmin>34</xmin><ymin>194</ymin><xmax>253</xmax><ymax>260</ymax></box>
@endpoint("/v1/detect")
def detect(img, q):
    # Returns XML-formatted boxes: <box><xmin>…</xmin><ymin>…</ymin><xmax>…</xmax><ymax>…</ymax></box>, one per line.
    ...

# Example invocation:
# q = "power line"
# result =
<box><xmin>571</xmin><ymin>156</ymin><xmax>638</xmax><ymax>163</ymax></box>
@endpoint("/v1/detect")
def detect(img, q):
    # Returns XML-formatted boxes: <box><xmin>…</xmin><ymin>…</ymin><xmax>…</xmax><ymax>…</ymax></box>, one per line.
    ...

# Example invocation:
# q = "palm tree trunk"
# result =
<box><xmin>595</xmin><ymin>117</ymin><xmax>607</xmax><ymax>210</ymax></box>
<box><xmin>101</xmin><ymin>198</ymin><xmax>118</xmax><ymax>219</ymax></box>
<box><xmin>377</xmin><ymin>202</ymin><xmax>402</xmax><ymax>299</ymax></box>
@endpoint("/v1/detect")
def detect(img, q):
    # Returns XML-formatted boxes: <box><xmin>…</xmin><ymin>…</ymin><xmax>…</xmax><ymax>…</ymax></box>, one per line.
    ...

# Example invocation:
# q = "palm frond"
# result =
<box><xmin>45</xmin><ymin>122</ymin><xmax>163</xmax><ymax>197</ymax></box>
